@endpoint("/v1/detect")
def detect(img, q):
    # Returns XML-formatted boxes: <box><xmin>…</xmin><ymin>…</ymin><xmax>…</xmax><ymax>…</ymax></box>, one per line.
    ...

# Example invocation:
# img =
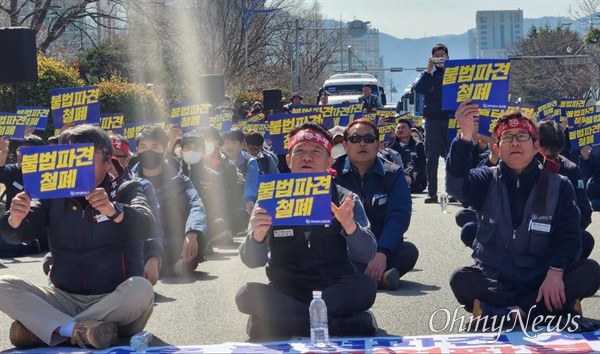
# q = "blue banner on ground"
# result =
<box><xmin>268</xmin><ymin>113</ymin><xmax>323</xmax><ymax>154</ymax></box>
<box><xmin>17</xmin><ymin>106</ymin><xmax>49</xmax><ymax>130</ymax></box>
<box><xmin>568</xmin><ymin>122</ymin><xmax>600</xmax><ymax>151</ymax></box>
<box><xmin>99</xmin><ymin>114</ymin><xmax>125</xmax><ymax>136</ymax></box>
<box><xmin>442</xmin><ymin>59</ymin><xmax>511</xmax><ymax>110</ymax></box>
<box><xmin>20</xmin><ymin>143</ymin><xmax>96</xmax><ymax>199</ymax></box>
<box><xmin>17</xmin><ymin>331</ymin><xmax>600</xmax><ymax>353</ymax></box>
<box><xmin>257</xmin><ymin>173</ymin><xmax>332</xmax><ymax>226</ymax></box>
<box><xmin>50</xmin><ymin>86</ymin><xmax>100</xmax><ymax>128</ymax></box>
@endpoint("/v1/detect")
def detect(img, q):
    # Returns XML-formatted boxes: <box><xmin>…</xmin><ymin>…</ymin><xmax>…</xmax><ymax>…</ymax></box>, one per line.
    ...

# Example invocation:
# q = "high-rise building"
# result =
<box><xmin>330</xmin><ymin>27</ymin><xmax>385</xmax><ymax>84</ymax></box>
<box><xmin>474</xmin><ymin>9</ymin><xmax>523</xmax><ymax>59</ymax></box>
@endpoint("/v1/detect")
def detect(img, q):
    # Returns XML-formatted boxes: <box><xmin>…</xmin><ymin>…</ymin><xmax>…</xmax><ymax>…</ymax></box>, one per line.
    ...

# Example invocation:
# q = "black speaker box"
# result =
<box><xmin>263</xmin><ymin>89</ymin><xmax>282</xmax><ymax>111</ymax></box>
<box><xmin>199</xmin><ymin>74</ymin><xmax>225</xmax><ymax>104</ymax></box>
<box><xmin>0</xmin><ymin>27</ymin><xmax>38</xmax><ymax>85</ymax></box>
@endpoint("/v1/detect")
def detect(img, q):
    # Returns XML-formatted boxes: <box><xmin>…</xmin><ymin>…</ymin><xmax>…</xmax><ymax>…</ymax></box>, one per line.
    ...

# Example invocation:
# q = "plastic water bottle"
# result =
<box><xmin>439</xmin><ymin>192</ymin><xmax>448</xmax><ymax>214</ymax></box>
<box><xmin>130</xmin><ymin>331</ymin><xmax>153</xmax><ymax>352</ymax></box>
<box><xmin>309</xmin><ymin>291</ymin><xmax>329</xmax><ymax>347</ymax></box>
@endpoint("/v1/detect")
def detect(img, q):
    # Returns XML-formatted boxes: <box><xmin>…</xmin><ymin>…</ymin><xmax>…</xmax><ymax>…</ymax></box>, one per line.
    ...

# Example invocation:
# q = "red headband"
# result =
<box><xmin>111</xmin><ymin>137</ymin><xmax>130</xmax><ymax>156</ymax></box>
<box><xmin>495</xmin><ymin>116</ymin><xmax>537</xmax><ymax>140</ymax></box>
<box><xmin>288</xmin><ymin>130</ymin><xmax>332</xmax><ymax>154</ymax></box>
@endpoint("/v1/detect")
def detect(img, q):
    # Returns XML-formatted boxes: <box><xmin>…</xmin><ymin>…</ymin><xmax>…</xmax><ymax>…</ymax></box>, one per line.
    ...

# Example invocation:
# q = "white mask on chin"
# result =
<box><xmin>174</xmin><ymin>146</ymin><xmax>182</xmax><ymax>157</ymax></box>
<box><xmin>331</xmin><ymin>144</ymin><xmax>346</xmax><ymax>159</ymax></box>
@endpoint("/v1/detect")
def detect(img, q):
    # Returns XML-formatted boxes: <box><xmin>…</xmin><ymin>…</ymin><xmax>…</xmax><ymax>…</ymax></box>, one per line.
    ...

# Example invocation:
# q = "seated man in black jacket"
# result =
<box><xmin>236</xmin><ymin>122</ymin><xmax>378</xmax><ymax>341</ymax></box>
<box><xmin>388</xmin><ymin>118</ymin><xmax>426</xmax><ymax>193</ymax></box>
<box><xmin>0</xmin><ymin>125</ymin><xmax>156</xmax><ymax>349</ymax></box>
<box><xmin>131</xmin><ymin>126</ymin><xmax>207</xmax><ymax>277</ymax></box>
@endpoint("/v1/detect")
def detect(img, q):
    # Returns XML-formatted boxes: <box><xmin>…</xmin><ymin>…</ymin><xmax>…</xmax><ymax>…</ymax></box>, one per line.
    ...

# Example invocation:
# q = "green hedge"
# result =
<box><xmin>98</xmin><ymin>76</ymin><xmax>167</xmax><ymax>124</ymax></box>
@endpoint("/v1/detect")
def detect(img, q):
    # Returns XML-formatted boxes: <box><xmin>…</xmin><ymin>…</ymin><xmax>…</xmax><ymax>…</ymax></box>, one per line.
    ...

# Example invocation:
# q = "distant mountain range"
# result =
<box><xmin>381</xmin><ymin>16</ymin><xmax>589</xmax><ymax>101</ymax></box>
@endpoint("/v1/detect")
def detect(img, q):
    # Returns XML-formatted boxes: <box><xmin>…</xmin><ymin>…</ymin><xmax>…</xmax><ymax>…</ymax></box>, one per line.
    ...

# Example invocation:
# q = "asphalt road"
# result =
<box><xmin>1</xmin><ymin>167</ymin><xmax>599</xmax><ymax>351</ymax></box>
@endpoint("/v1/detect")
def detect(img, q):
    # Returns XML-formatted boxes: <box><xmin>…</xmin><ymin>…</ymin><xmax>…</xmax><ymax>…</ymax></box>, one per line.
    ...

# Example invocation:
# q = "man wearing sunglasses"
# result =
<box><xmin>332</xmin><ymin>119</ymin><xmax>418</xmax><ymax>290</ymax></box>
<box><xmin>447</xmin><ymin>100</ymin><xmax>600</xmax><ymax>330</ymax></box>
<box><xmin>237</xmin><ymin>122</ymin><xmax>379</xmax><ymax>341</ymax></box>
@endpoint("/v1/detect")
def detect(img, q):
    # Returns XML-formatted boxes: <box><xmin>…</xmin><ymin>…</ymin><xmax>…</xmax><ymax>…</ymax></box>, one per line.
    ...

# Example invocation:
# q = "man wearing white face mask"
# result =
<box><xmin>179</xmin><ymin>131</ymin><xmax>229</xmax><ymax>243</ymax></box>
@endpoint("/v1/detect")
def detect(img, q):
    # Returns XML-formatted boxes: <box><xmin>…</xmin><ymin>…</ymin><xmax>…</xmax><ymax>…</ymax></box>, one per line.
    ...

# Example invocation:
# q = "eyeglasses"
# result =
<box><xmin>499</xmin><ymin>133</ymin><xmax>532</xmax><ymax>143</ymax></box>
<box><xmin>114</xmin><ymin>154</ymin><xmax>128</xmax><ymax>159</ymax></box>
<box><xmin>347</xmin><ymin>134</ymin><xmax>377</xmax><ymax>144</ymax></box>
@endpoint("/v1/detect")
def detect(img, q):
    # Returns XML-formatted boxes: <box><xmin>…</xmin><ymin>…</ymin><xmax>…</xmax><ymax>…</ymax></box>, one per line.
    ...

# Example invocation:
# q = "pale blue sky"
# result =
<box><xmin>301</xmin><ymin>0</ymin><xmax>579</xmax><ymax>39</ymax></box>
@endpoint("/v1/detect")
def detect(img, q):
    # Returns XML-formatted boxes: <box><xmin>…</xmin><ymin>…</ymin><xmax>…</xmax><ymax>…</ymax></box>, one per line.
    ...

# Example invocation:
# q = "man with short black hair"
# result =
<box><xmin>358</xmin><ymin>84</ymin><xmax>381</xmax><ymax>113</ymax></box>
<box><xmin>537</xmin><ymin>120</ymin><xmax>594</xmax><ymax>259</ymax></box>
<box><xmin>223</xmin><ymin>129</ymin><xmax>260</xmax><ymax>212</ymax></box>
<box><xmin>389</xmin><ymin>119</ymin><xmax>427</xmax><ymax>193</ymax></box>
<box><xmin>244</xmin><ymin>131</ymin><xmax>279</xmax><ymax>175</ymax></box>
<box><xmin>415</xmin><ymin>43</ymin><xmax>453</xmax><ymax>203</ymax></box>
<box><xmin>131</xmin><ymin>125</ymin><xmax>207</xmax><ymax>277</ymax></box>
<box><xmin>333</xmin><ymin>119</ymin><xmax>418</xmax><ymax>290</ymax></box>
<box><xmin>236</xmin><ymin>122</ymin><xmax>378</xmax><ymax>341</ymax></box>
<box><xmin>0</xmin><ymin>125</ymin><xmax>156</xmax><ymax>349</ymax></box>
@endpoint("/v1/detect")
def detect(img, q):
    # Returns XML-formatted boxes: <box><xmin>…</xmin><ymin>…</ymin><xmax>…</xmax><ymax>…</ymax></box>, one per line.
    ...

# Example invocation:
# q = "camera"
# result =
<box><xmin>432</xmin><ymin>58</ymin><xmax>446</xmax><ymax>64</ymax></box>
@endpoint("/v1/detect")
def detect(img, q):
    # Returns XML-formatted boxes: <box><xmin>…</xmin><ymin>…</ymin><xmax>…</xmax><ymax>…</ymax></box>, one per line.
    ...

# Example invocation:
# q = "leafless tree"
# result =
<box><xmin>508</xmin><ymin>25</ymin><xmax>593</xmax><ymax>104</ymax></box>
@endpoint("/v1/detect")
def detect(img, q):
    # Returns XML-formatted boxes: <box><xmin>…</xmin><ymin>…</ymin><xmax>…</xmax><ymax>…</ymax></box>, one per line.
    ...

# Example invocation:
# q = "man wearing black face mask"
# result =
<box><xmin>131</xmin><ymin>125</ymin><xmax>208</xmax><ymax>277</ymax></box>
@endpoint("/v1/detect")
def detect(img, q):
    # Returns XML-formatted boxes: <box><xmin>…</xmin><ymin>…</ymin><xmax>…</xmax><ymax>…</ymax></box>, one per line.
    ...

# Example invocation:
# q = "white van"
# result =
<box><xmin>319</xmin><ymin>73</ymin><xmax>387</xmax><ymax>106</ymax></box>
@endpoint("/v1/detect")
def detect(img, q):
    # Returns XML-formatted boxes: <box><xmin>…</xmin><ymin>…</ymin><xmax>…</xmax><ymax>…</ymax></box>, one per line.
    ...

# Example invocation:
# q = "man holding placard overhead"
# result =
<box><xmin>447</xmin><ymin>100</ymin><xmax>600</xmax><ymax>330</ymax></box>
<box><xmin>0</xmin><ymin>125</ymin><xmax>156</xmax><ymax>349</ymax></box>
<box><xmin>236</xmin><ymin>122</ymin><xmax>378</xmax><ymax>341</ymax></box>
<box><xmin>415</xmin><ymin>43</ymin><xmax>452</xmax><ymax>204</ymax></box>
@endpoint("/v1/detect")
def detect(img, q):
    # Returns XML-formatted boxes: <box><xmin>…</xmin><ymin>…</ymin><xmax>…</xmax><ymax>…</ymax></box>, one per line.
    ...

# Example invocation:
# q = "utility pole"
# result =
<box><xmin>348</xmin><ymin>46</ymin><xmax>352</xmax><ymax>72</ymax></box>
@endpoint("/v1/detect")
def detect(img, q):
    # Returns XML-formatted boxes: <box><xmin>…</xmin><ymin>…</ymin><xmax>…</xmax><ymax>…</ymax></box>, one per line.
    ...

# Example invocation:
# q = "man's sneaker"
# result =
<box><xmin>70</xmin><ymin>321</ymin><xmax>118</xmax><ymax>349</ymax></box>
<box><xmin>448</xmin><ymin>196</ymin><xmax>458</xmax><ymax>203</ymax></box>
<box><xmin>379</xmin><ymin>268</ymin><xmax>400</xmax><ymax>290</ymax></box>
<box><xmin>333</xmin><ymin>311</ymin><xmax>378</xmax><ymax>337</ymax></box>
<box><xmin>246</xmin><ymin>315</ymin><xmax>290</xmax><ymax>342</ymax></box>
<box><xmin>9</xmin><ymin>321</ymin><xmax>44</xmax><ymax>348</ymax></box>
<box><xmin>470</xmin><ymin>299</ymin><xmax>512</xmax><ymax>331</ymax></box>
<box><xmin>424</xmin><ymin>196</ymin><xmax>438</xmax><ymax>204</ymax></box>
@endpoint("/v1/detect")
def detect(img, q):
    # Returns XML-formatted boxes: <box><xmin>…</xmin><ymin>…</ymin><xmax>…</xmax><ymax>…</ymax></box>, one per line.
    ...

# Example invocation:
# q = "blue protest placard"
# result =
<box><xmin>0</xmin><ymin>113</ymin><xmax>27</xmax><ymax>140</ymax></box>
<box><xmin>243</xmin><ymin>122</ymin><xmax>270</xmax><ymax>138</ymax></box>
<box><xmin>377</xmin><ymin>124</ymin><xmax>395</xmax><ymax>144</ymax></box>
<box><xmin>448</xmin><ymin>116</ymin><xmax>461</xmax><ymax>142</ymax></box>
<box><xmin>291</xmin><ymin>103</ymin><xmax>362</xmax><ymax>129</ymax></box>
<box><xmin>477</xmin><ymin>115</ymin><xmax>498</xmax><ymax>137</ymax></box>
<box><xmin>210</xmin><ymin>112</ymin><xmax>233</xmax><ymax>133</ymax></box>
<box><xmin>257</xmin><ymin>173</ymin><xmax>332</xmax><ymax>226</ymax></box>
<box><xmin>171</xmin><ymin>103</ymin><xmax>212</xmax><ymax>132</ymax></box>
<box><xmin>535</xmin><ymin>100</ymin><xmax>558</xmax><ymax>121</ymax></box>
<box><xmin>99</xmin><ymin>114</ymin><xmax>125</xmax><ymax>136</ymax></box>
<box><xmin>20</xmin><ymin>143</ymin><xmax>96</xmax><ymax>199</ymax></box>
<box><xmin>50</xmin><ymin>86</ymin><xmax>100</xmax><ymax>128</ymax></box>
<box><xmin>568</xmin><ymin>122</ymin><xmax>600</xmax><ymax>151</ymax></box>
<box><xmin>268</xmin><ymin>112</ymin><xmax>323</xmax><ymax>154</ymax></box>
<box><xmin>124</xmin><ymin>121</ymin><xmax>164</xmax><ymax>150</ymax></box>
<box><xmin>559</xmin><ymin>98</ymin><xmax>585</xmax><ymax>109</ymax></box>
<box><xmin>562</xmin><ymin>106</ymin><xmax>599</xmax><ymax>127</ymax></box>
<box><xmin>442</xmin><ymin>59</ymin><xmax>511</xmax><ymax>110</ymax></box>
<box><xmin>247</xmin><ymin>113</ymin><xmax>266</xmax><ymax>122</ymax></box>
<box><xmin>576</xmin><ymin>112</ymin><xmax>600</xmax><ymax>126</ymax></box>
<box><xmin>17</xmin><ymin>106</ymin><xmax>49</xmax><ymax>130</ymax></box>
